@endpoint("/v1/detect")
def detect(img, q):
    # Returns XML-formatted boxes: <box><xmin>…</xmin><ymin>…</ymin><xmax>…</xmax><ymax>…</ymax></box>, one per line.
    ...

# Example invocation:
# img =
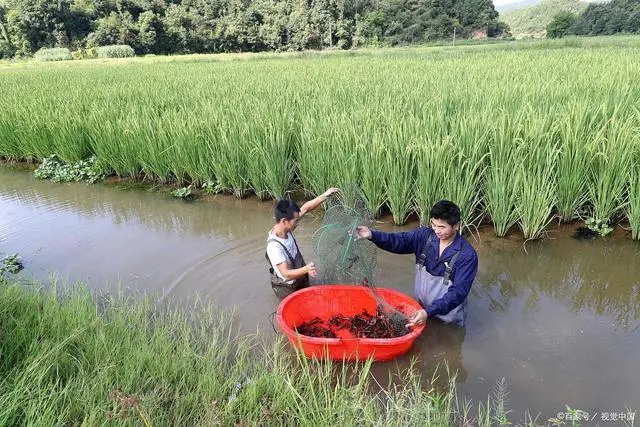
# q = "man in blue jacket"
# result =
<box><xmin>355</xmin><ymin>200</ymin><xmax>478</xmax><ymax>327</ymax></box>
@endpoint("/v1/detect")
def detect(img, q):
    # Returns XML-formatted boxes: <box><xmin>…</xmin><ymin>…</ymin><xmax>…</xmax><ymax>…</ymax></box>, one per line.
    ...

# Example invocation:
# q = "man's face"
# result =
<box><xmin>282</xmin><ymin>211</ymin><xmax>301</xmax><ymax>232</ymax></box>
<box><xmin>430</xmin><ymin>218</ymin><xmax>459</xmax><ymax>242</ymax></box>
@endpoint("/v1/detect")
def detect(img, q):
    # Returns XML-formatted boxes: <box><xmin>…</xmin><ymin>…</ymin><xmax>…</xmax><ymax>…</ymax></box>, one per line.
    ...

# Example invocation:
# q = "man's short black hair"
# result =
<box><xmin>430</xmin><ymin>200</ymin><xmax>461</xmax><ymax>226</ymax></box>
<box><xmin>275</xmin><ymin>199</ymin><xmax>301</xmax><ymax>222</ymax></box>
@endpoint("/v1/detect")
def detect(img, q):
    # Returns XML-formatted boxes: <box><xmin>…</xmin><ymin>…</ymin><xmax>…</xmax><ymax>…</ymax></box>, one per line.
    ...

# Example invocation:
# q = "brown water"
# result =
<box><xmin>1</xmin><ymin>167</ymin><xmax>639</xmax><ymax>423</ymax></box>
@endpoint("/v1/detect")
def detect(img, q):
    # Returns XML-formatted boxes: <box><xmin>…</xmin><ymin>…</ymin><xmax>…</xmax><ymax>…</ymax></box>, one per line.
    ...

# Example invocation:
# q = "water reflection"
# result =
<box><xmin>0</xmin><ymin>180</ymin><xmax>276</xmax><ymax>240</ymax></box>
<box><xmin>474</xmin><ymin>240</ymin><xmax>640</xmax><ymax>329</ymax></box>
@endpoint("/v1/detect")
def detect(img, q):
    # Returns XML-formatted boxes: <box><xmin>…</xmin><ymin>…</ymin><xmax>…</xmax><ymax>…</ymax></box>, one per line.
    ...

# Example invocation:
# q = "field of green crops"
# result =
<box><xmin>1</xmin><ymin>37</ymin><xmax>639</xmax><ymax>239</ymax></box>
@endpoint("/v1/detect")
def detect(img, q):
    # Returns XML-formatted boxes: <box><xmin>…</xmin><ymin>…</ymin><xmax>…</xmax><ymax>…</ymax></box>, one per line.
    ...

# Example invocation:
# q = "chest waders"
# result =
<box><xmin>415</xmin><ymin>240</ymin><xmax>466</xmax><ymax>326</ymax></box>
<box><xmin>265</xmin><ymin>235</ymin><xmax>309</xmax><ymax>299</ymax></box>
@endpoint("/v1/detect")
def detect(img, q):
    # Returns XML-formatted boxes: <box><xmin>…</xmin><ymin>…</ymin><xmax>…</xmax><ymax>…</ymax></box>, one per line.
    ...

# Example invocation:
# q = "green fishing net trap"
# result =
<box><xmin>311</xmin><ymin>185</ymin><xmax>377</xmax><ymax>286</ymax></box>
<box><xmin>303</xmin><ymin>186</ymin><xmax>411</xmax><ymax>338</ymax></box>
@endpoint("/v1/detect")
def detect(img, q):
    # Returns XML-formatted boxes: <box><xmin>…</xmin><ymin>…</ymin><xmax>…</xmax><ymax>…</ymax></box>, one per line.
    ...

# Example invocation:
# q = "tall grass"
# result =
<box><xmin>0</xmin><ymin>279</ymin><xmax>528</xmax><ymax>425</ymax></box>
<box><xmin>1</xmin><ymin>41</ymin><xmax>640</xmax><ymax>236</ymax></box>
<box><xmin>515</xmin><ymin>111</ymin><xmax>559</xmax><ymax>240</ymax></box>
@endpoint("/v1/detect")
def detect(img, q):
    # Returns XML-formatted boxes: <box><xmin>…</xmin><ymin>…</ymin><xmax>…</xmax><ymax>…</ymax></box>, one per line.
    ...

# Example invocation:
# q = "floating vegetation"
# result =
<box><xmin>171</xmin><ymin>185</ymin><xmax>195</xmax><ymax>200</ymax></box>
<box><xmin>585</xmin><ymin>217</ymin><xmax>613</xmax><ymax>237</ymax></box>
<box><xmin>34</xmin><ymin>155</ymin><xmax>104</xmax><ymax>184</ymax></box>
<box><xmin>0</xmin><ymin>253</ymin><xmax>23</xmax><ymax>276</ymax></box>
<box><xmin>201</xmin><ymin>180</ymin><xmax>223</xmax><ymax>194</ymax></box>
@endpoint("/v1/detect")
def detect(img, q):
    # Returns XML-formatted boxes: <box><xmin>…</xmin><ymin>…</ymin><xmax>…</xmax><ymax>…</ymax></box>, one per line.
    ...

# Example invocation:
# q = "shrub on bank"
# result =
<box><xmin>96</xmin><ymin>45</ymin><xmax>135</xmax><ymax>59</ymax></box>
<box><xmin>33</xmin><ymin>47</ymin><xmax>72</xmax><ymax>62</ymax></box>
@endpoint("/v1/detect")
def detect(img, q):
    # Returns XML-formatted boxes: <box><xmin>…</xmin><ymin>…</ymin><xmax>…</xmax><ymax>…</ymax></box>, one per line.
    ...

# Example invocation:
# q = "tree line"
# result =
<box><xmin>0</xmin><ymin>0</ymin><xmax>505</xmax><ymax>59</ymax></box>
<box><xmin>547</xmin><ymin>0</ymin><xmax>640</xmax><ymax>38</ymax></box>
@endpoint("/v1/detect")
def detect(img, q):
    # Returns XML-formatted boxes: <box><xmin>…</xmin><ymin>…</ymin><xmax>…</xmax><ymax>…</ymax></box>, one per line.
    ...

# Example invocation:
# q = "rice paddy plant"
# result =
<box><xmin>147</xmin><ymin>113</ymin><xmax>209</xmax><ymax>185</ymax></box>
<box><xmin>246</xmin><ymin>110</ymin><xmax>296</xmax><ymax>200</ymax></box>
<box><xmin>517</xmin><ymin>138</ymin><xmax>559</xmax><ymax>240</ymax></box>
<box><xmin>166</xmin><ymin>117</ymin><xmax>216</xmax><ymax>186</ymax></box>
<box><xmin>207</xmin><ymin>112</ymin><xmax>252</xmax><ymax>198</ymax></box>
<box><xmin>12</xmin><ymin>119</ymin><xmax>57</xmax><ymax>161</ymax></box>
<box><xmin>48</xmin><ymin>116</ymin><xmax>93</xmax><ymax>164</ymax></box>
<box><xmin>626</xmin><ymin>139</ymin><xmax>640</xmax><ymax>240</ymax></box>
<box><xmin>485</xmin><ymin>118</ymin><xmax>522</xmax><ymax>237</ymax></box>
<box><xmin>357</xmin><ymin>112</ymin><xmax>388</xmax><ymax>217</ymax></box>
<box><xmin>1</xmin><ymin>43</ymin><xmax>640</xmax><ymax>240</ymax></box>
<box><xmin>412</xmin><ymin>109</ymin><xmax>451</xmax><ymax>225</ymax></box>
<box><xmin>384</xmin><ymin>122</ymin><xmax>417</xmax><ymax>225</ymax></box>
<box><xmin>588</xmin><ymin>115</ymin><xmax>635</xmax><ymax>225</ymax></box>
<box><xmin>414</xmin><ymin>136</ymin><xmax>451</xmax><ymax>225</ymax></box>
<box><xmin>0</xmin><ymin>114</ymin><xmax>21</xmax><ymax>160</ymax></box>
<box><xmin>555</xmin><ymin>104</ymin><xmax>599</xmax><ymax>222</ymax></box>
<box><xmin>86</xmin><ymin>115</ymin><xmax>143</xmax><ymax>178</ymax></box>
<box><xmin>442</xmin><ymin>115</ymin><xmax>490</xmax><ymax>232</ymax></box>
<box><xmin>331</xmin><ymin>131</ymin><xmax>362</xmax><ymax>208</ymax></box>
<box><xmin>297</xmin><ymin>111</ymin><xmax>336</xmax><ymax>199</ymax></box>
<box><xmin>358</xmin><ymin>140</ymin><xmax>387</xmax><ymax>218</ymax></box>
<box><xmin>134</xmin><ymin>117</ymin><xmax>181</xmax><ymax>183</ymax></box>
<box><xmin>300</xmin><ymin>109</ymin><xmax>363</xmax><ymax>205</ymax></box>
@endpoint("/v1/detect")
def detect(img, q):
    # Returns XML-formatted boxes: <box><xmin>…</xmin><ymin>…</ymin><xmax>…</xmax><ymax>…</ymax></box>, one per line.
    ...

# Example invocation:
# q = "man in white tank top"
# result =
<box><xmin>266</xmin><ymin>187</ymin><xmax>338</xmax><ymax>298</ymax></box>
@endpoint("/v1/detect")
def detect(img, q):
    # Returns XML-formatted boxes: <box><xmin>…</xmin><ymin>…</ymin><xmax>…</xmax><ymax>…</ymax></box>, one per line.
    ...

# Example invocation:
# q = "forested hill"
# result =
<box><xmin>501</xmin><ymin>0</ymin><xmax>589</xmax><ymax>37</ymax></box>
<box><xmin>0</xmin><ymin>0</ymin><xmax>504</xmax><ymax>59</ymax></box>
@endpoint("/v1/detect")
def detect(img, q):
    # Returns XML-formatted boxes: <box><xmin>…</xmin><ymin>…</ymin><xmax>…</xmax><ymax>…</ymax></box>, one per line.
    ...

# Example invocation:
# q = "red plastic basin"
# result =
<box><xmin>276</xmin><ymin>285</ymin><xmax>425</xmax><ymax>361</ymax></box>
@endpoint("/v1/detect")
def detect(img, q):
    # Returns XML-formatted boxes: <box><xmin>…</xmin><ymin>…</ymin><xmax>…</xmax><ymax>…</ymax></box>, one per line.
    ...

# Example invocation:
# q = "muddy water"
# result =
<box><xmin>1</xmin><ymin>167</ymin><xmax>639</xmax><ymax>422</ymax></box>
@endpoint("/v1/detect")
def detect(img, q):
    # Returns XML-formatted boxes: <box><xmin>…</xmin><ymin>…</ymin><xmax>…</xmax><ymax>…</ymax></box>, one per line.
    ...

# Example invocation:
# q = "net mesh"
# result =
<box><xmin>312</xmin><ymin>185</ymin><xmax>377</xmax><ymax>285</ymax></box>
<box><xmin>310</xmin><ymin>185</ymin><xmax>411</xmax><ymax>337</ymax></box>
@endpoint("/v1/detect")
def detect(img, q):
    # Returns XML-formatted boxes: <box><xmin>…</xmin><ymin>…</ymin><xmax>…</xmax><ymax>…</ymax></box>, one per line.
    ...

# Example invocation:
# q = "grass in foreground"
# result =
<box><xmin>0</xmin><ymin>277</ymin><xmax>564</xmax><ymax>426</ymax></box>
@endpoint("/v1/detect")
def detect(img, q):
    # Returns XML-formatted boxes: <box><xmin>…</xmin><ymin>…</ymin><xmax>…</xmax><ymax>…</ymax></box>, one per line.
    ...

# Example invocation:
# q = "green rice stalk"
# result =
<box><xmin>485</xmin><ymin>119</ymin><xmax>522</xmax><ymax>237</ymax></box>
<box><xmin>588</xmin><ymin>115</ymin><xmax>635</xmax><ymax>224</ymax></box>
<box><xmin>384</xmin><ymin>126</ymin><xmax>416</xmax><ymax>225</ymax></box>
<box><xmin>555</xmin><ymin>104</ymin><xmax>601</xmax><ymax>222</ymax></box>
<box><xmin>247</xmin><ymin>114</ymin><xmax>296</xmax><ymax>200</ymax></box>
<box><xmin>208</xmin><ymin>113</ymin><xmax>251</xmax><ymax>198</ymax></box>
<box><xmin>86</xmin><ymin>114</ymin><xmax>143</xmax><ymax>178</ymax></box>
<box><xmin>297</xmin><ymin>111</ymin><xmax>336</xmax><ymax>198</ymax></box>
<box><xmin>414</xmin><ymin>136</ymin><xmax>450</xmax><ymax>225</ymax></box>
<box><xmin>443</xmin><ymin>115</ymin><xmax>490</xmax><ymax>232</ymax></box>
<box><xmin>358</xmin><ymin>137</ymin><xmax>387</xmax><ymax>218</ymax></box>
<box><xmin>517</xmin><ymin>138</ymin><xmax>559</xmax><ymax>240</ymax></box>
<box><xmin>626</xmin><ymin>137</ymin><xmax>640</xmax><ymax>240</ymax></box>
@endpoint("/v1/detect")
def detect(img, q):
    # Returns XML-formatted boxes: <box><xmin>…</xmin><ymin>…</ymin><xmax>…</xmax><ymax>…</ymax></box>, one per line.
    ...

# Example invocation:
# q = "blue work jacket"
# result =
<box><xmin>370</xmin><ymin>226</ymin><xmax>478</xmax><ymax>318</ymax></box>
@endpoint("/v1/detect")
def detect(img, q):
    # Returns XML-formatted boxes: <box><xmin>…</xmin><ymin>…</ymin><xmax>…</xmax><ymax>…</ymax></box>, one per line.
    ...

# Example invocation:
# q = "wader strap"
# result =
<box><xmin>417</xmin><ymin>239</ymin><xmax>433</xmax><ymax>267</ymax></box>
<box><xmin>418</xmin><ymin>237</ymin><xmax>461</xmax><ymax>282</ymax></box>
<box><xmin>265</xmin><ymin>234</ymin><xmax>300</xmax><ymax>270</ymax></box>
<box><xmin>444</xmin><ymin>251</ymin><xmax>461</xmax><ymax>282</ymax></box>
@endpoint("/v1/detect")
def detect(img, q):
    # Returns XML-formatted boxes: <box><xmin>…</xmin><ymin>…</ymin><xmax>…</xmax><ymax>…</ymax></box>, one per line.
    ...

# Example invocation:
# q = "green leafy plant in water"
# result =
<box><xmin>34</xmin><ymin>155</ymin><xmax>105</xmax><ymax>184</ymax></box>
<box><xmin>202</xmin><ymin>180</ymin><xmax>223</xmax><ymax>194</ymax></box>
<box><xmin>1</xmin><ymin>253</ymin><xmax>23</xmax><ymax>276</ymax></box>
<box><xmin>585</xmin><ymin>217</ymin><xmax>613</xmax><ymax>237</ymax></box>
<box><xmin>171</xmin><ymin>185</ymin><xmax>194</xmax><ymax>199</ymax></box>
